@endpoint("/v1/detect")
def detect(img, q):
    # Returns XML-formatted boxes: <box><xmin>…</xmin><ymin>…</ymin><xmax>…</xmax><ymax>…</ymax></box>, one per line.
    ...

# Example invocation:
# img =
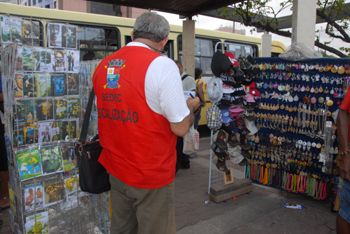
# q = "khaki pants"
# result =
<box><xmin>110</xmin><ymin>176</ymin><xmax>175</xmax><ymax>234</ymax></box>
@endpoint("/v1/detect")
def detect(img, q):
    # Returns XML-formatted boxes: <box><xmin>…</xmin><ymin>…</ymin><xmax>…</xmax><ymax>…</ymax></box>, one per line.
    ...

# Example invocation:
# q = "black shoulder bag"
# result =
<box><xmin>76</xmin><ymin>89</ymin><xmax>110</xmax><ymax>194</ymax></box>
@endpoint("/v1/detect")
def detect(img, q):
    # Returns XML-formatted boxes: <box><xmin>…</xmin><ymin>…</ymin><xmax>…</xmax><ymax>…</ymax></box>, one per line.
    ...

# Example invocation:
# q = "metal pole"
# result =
<box><xmin>208</xmin><ymin>130</ymin><xmax>213</xmax><ymax>194</ymax></box>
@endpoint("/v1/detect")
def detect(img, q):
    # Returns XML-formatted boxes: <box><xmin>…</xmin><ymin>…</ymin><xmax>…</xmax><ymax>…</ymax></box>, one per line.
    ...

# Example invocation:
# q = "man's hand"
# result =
<box><xmin>186</xmin><ymin>96</ymin><xmax>200</xmax><ymax>114</ymax></box>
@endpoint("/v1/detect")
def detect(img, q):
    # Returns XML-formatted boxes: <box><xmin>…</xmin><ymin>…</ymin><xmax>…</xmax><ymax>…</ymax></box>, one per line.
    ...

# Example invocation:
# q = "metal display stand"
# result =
<box><xmin>207</xmin><ymin>43</ymin><xmax>253</xmax><ymax>202</ymax></box>
<box><xmin>1</xmin><ymin>43</ymin><xmax>109</xmax><ymax>233</ymax></box>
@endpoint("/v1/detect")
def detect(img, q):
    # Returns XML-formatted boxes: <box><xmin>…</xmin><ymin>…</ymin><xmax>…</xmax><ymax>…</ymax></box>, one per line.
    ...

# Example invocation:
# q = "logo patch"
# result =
<box><xmin>104</xmin><ymin>59</ymin><xmax>125</xmax><ymax>89</ymax></box>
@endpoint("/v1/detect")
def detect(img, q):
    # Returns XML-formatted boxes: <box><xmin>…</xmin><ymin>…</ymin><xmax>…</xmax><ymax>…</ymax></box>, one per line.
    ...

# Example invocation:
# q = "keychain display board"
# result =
<box><xmin>1</xmin><ymin>42</ymin><xmax>109</xmax><ymax>233</ymax></box>
<box><xmin>246</xmin><ymin>57</ymin><xmax>350</xmax><ymax>200</ymax></box>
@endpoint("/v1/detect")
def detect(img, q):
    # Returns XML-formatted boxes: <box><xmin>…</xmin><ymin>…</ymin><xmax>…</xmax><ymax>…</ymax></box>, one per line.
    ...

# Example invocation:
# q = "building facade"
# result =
<box><xmin>18</xmin><ymin>0</ymin><xmax>146</xmax><ymax>18</ymax></box>
<box><xmin>18</xmin><ymin>0</ymin><xmax>57</xmax><ymax>8</ymax></box>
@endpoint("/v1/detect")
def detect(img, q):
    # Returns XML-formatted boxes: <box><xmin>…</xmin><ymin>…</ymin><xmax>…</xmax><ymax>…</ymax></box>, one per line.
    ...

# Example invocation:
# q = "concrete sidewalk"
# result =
<box><xmin>0</xmin><ymin>137</ymin><xmax>337</xmax><ymax>234</ymax></box>
<box><xmin>175</xmin><ymin>137</ymin><xmax>336</xmax><ymax>234</ymax></box>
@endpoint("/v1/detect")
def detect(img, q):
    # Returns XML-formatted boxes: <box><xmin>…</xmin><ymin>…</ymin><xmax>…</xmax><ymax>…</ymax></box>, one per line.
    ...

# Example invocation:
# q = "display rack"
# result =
<box><xmin>0</xmin><ymin>17</ymin><xmax>109</xmax><ymax>233</ymax></box>
<box><xmin>246</xmin><ymin>57</ymin><xmax>350</xmax><ymax>200</ymax></box>
<box><xmin>207</xmin><ymin>47</ymin><xmax>254</xmax><ymax>202</ymax></box>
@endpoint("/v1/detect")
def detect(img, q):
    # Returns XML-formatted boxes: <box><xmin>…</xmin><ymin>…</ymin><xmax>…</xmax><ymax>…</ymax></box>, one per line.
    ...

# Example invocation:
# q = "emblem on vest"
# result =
<box><xmin>105</xmin><ymin>59</ymin><xmax>125</xmax><ymax>89</ymax></box>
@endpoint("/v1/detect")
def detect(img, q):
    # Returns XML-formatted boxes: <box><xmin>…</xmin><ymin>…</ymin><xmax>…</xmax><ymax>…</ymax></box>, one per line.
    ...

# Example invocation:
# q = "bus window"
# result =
<box><xmin>195</xmin><ymin>38</ymin><xmax>219</xmax><ymax>76</ymax></box>
<box><xmin>0</xmin><ymin>16</ymin><xmax>43</xmax><ymax>47</ymax></box>
<box><xmin>178</xmin><ymin>35</ymin><xmax>219</xmax><ymax>76</ymax></box>
<box><xmin>271</xmin><ymin>52</ymin><xmax>280</xmax><ymax>57</ymax></box>
<box><xmin>164</xmin><ymin>40</ymin><xmax>174</xmax><ymax>59</ymax></box>
<box><xmin>224</xmin><ymin>41</ymin><xmax>258</xmax><ymax>58</ymax></box>
<box><xmin>125</xmin><ymin>35</ymin><xmax>174</xmax><ymax>59</ymax></box>
<box><xmin>78</xmin><ymin>25</ymin><xmax>120</xmax><ymax>61</ymax></box>
<box><xmin>125</xmin><ymin>35</ymin><xmax>132</xmax><ymax>44</ymax></box>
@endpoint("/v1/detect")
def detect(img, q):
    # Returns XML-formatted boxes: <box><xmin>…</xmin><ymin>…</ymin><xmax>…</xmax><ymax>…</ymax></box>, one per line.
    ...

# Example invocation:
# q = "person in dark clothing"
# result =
<box><xmin>0</xmin><ymin>72</ymin><xmax>9</xmax><ymax>210</ymax></box>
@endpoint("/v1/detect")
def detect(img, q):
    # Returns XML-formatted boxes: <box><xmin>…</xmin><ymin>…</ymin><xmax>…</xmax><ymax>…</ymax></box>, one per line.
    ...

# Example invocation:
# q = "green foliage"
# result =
<box><xmin>221</xmin><ymin>0</ymin><xmax>349</xmax><ymax>57</ymax></box>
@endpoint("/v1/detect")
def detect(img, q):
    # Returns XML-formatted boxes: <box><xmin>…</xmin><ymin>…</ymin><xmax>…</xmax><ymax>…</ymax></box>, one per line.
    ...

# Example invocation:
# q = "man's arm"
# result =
<box><xmin>336</xmin><ymin>109</ymin><xmax>350</xmax><ymax>181</ymax></box>
<box><xmin>170</xmin><ymin>97</ymin><xmax>200</xmax><ymax>137</ymax></box>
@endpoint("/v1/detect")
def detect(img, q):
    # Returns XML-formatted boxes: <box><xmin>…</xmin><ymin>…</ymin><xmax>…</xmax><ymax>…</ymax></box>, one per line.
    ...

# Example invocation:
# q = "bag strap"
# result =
<box><xmin>79</xmin><ymin>89</ymin><xmax>95</xmax><ymax>142</ymax></box>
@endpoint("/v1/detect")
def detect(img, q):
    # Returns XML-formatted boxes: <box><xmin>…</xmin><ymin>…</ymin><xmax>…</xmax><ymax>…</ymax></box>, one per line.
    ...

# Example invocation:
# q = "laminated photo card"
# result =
<box><xmin>16</xmin><ymin>47</ymin><xmax>24</xmax><ymax>70</ymax></box>
<box><xmin>14</xmin><ymin>73</ymin><xmax>24</xmax><ymax>98</ymax></box>
<box><xmin>23</xmin><ymin>73</ymin><xmax>35</xmax><ymax>97</ymax></box>
<box><xmin>67</xmin><ymin>73</ymin><xmax>79</xmax><ymax>95</ymax></box>
<box><xmin>1</xmin><ymin>15</ymin><xmax>11</xmax><ymax>43</ymax></box>
<box><xmin>15</xmin><ymin>147</ymin><xmax>43</xmax><ymax>181</ymax></box>
<box><xmin>66</xmin><ymin>97</ymin><xmax>81</xmax><ymax>119</ymax></box>
<box><xmin>22</xmin><ymin>19</ymin><xmax>40</xmax><ymax>46</ymax></box>
<box><xmin>38</xmin><ymin>122</ymin><xmax>52</xmax><ymax>144</ymax></box>
<box><xmin>23</xmin><ymin>183</ymin><xmax>44</xmax><ymax>212</ymax></box>
<box><xmin>40</xmin><ymin>145</ymin><xmax>63</xmax><ymax>175</ymax></box>
<box><xmin>38</xmin><ymin>48</ymin><xmax>53</xmax><ymax>72</ymax></box>
<box><xmin>23</xmin><ymin>124</ymin><xmax>38</xmax><ymax>145</ymax></box>
<box><xmin>35</xmin><ymin>73</ymin><xmax>51</xmax><ymax>97</ymax></box>
<box><xmin>25</xmin><ymin>211</ymin><xmax>49</xmax><ymax>234</ymax></box>
<box><xmin>64</xmin><ymin>174</ymin><xmax>78</xmax><ymax>195</ymax></box>
<box><xmin>51</xmin><ymin>73</ymin><xmax>66</xmax><ymax>96</ymax></box>
<box><xmin>15</xmin><ymin>99</ymin><xmax>35</xmax><ymax>125</ymax></box>
<box><xmin>53</xmin><ymin>50</ymin><xmax>66</xmax><ymax>72</ymax></box>
<box><xmin>32</xmin><ymin>48</ymin><xmax>41</xmax><ymax>71</ymax></box>
<box><xmin>61</xmin><ymin>143</ymin><xmax>77</xmax><ymax>172</ymax></box>
<box><xmin>62</xmin><ymin>25</ymin><xmax>77</xmax><ymax>49</ymax></box>
<box><xmin>54</xmin><ymin>98</ymin><xmax>67</xmax><ymax>119</ymax></box>
<box><xmin>43</xmin><ymin>178</ymin><xmax>64</xmax><ymax>207</ymax></box>
<box><xmin>13</xmin><ymin>125</ymin><xmax>24</xmax><ymax>147</ymax></box>
<box><xmin>49</xmin><ymin>121</ymin><xmax>61</xmax><ymax>142</ymax></box>
<box><xmin>65</xmin><ymin>49</ymin><xmax>80</xmax><ymax>73</ymax></box>
<box><xmin>62</xmin><ymin>174</ymin><xmax>79</xmax><ymax>209</ymax></box>
<box><xmin>0</xmin><ymin>15</ymin><xmax>22</xmax><ymax>44</ymax></box>
<box><xmin>21</xmin><ymin>47</ymin><xmax>39</xmax><ymax>71</ymax></box>
<box><xmin>48</xmin><ymin>23</ymin><xmax>62</xmax><ymax>48</ymax></box>
<box><xmin>35</xmin><ymin>99</ymin><xmax>54</xmax><ymax>121</ymax></box>
<box><xmin>10</xmin><ymin>16</ymin><xmax>22</xmax><ymax>43</ymax></box>
<box><xmin>61</xmin><ymin>120</ymin><xmax>77</xmax><ymax>141</ymax></box>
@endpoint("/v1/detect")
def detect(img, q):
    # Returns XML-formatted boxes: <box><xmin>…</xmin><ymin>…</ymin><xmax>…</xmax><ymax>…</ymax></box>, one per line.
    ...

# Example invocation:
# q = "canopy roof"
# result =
<box><xmin>87</xmin><ymin>0</ymin><xmax>244</xmax><ymax>18</ymax></box>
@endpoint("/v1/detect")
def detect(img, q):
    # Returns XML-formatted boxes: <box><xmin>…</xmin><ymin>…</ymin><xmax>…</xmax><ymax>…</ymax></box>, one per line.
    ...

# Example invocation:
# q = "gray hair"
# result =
<box><xmin>133</xmin><ymin>12</ymin><xmax>170</xmax><ymax>42</ymax></box>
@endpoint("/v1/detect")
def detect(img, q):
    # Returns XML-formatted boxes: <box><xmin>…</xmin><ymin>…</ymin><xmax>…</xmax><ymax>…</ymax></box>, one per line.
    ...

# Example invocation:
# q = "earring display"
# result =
<box><xmin>245</xmin><ymin>57</ymin><xmax>349</xmax><ymax>200</ymax></box>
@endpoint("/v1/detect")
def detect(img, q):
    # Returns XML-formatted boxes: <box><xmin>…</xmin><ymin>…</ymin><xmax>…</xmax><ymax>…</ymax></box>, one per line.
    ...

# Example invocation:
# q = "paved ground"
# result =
<box><xmin>175</xmin><ymin>137</ymin><xmax>336</xmax><ymax>234</ymax></box>
<box><xmin>0</xmin><ymin>136</ymin><xmax>337</xmax><ymax>234</ymax></box>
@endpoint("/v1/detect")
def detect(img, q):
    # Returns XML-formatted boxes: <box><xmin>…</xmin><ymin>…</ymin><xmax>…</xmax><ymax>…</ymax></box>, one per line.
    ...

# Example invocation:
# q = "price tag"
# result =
<box><xmin>319</xmin><ymin>152</ymin><xmax>326</xmax><ymax>163</ymax></box>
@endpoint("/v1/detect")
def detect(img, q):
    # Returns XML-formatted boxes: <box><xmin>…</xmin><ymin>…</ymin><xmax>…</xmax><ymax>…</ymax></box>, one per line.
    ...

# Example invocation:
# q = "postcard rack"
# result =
<box><xmin>1</xmin><ymin>17</ymin><xmax>109</xmax><ymax>234</ymax></box>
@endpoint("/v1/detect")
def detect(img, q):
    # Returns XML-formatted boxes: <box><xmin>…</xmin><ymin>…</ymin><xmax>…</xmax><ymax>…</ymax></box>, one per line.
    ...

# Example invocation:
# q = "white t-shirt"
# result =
<box><xmin>127</xmin><ymin>42</ymin><xmax>189</xmax><ymax>123</ymax></box>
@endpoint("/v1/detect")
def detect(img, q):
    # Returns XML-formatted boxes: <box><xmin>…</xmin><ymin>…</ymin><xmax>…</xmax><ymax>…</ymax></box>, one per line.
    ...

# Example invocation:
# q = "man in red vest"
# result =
<box><xmin>336</xmin><ymin>87</ymin><xmax>350</xmax><ymax>234</ymax></box>
<box><xmin>93</xmin><ymin>12</ymin><xmax>200</xmax><ymax>234</ymax></box>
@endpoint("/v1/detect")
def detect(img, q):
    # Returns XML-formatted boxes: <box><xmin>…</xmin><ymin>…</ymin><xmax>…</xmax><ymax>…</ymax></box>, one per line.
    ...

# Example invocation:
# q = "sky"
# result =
<box><xmin>157</xmin><ymin>1</ymin><xmax>293</xmax><ymax>48</ymax></box>
<box><xmin>157</xmin><ymin>11</ymin><xmax>291</xmax><ymax>48</ymax></box>
<box><xmin>157</xmin><ymin>1</ymin><xmax>350</xmax><ymax>56</ymax></box>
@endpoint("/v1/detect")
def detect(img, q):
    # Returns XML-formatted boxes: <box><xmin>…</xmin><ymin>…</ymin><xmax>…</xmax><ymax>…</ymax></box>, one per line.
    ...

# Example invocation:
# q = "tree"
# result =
<box><xmin>220</xmin><ymin>0</ymin><xmax>350</xmax><ymax>57</ymax></box>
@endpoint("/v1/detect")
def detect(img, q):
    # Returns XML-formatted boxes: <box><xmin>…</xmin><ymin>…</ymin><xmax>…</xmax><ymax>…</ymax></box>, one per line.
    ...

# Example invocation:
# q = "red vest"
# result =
<box><xmin>93</xmin><ymin>46</ymin><xmax>177</xmax><ymax>189</ymax></box>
